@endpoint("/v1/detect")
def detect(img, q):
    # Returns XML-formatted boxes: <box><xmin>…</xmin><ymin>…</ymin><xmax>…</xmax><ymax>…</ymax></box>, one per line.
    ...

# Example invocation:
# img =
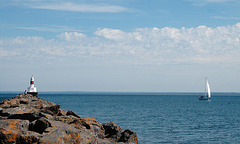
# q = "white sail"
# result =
<box><xmin>206</xmin><ymin>80</ymin><xmax>211</xmax><ymax>98</ymax></box>
<box><xmin>199</xmin><ymin>78</ymin><xmax>211</xmax><ymax>100</ymax></box>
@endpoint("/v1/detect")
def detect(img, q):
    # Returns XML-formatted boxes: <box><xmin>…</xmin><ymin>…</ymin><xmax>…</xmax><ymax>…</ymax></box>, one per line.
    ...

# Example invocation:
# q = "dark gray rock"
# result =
<box><xmin>103</xmin><ymin>122</ymin><xmax>124</xmax><ymax>142</ymax></box>
<box><xmin>119</xmin><ymin>129</ymin><xmax>138</xmax><ymax>143</ymax></box>
<box><xmin>7</xmin><ymin>112</ymin><xmax>45</xmax><ymax>122</ymax></box>
<box><xmin>29</xmin><ymin>117</ymin><xmax>52</xmax><ymax>134</ymax></box>
<box><xmin>41</xmin><ymin>105</ymin><xmax>60</xmax><ymax>116</ymax></box>
<box><xmin>66</xmin><ymin>110</ymin><xmax>81</xmax><ymax>118</ymax></box>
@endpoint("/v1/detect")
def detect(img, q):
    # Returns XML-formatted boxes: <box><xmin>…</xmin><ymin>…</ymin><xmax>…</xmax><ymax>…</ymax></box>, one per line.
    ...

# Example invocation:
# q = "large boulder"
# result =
<box><xmin>103</xmin><ymin>122</ymin><xmax>124</xmax><ymax>142</ymax></box>
<box><xmin>41</xmin><ymin>105</ymin><xmax>60</xmax><ymax>116</ymax></box>
<box><xmin>119</xmin><ymin>129</ymin><xmax>138</xmax><ymax>143</ymax></box>
<box><xmin>103</xmin><ymin>122</ymin><xmax>138</xmax><ymax>144</ymax></box>
<box><xmin>0</xmin><ymin>119</ymin><xmax>40</xmax><ymax>144</ymax></box>
<box><xmin>66</xmin><ymin>110</ymin><xmax>81</xmax><ymax>118</ymax></box>
<box><xmin>29</xmin><ymin>117</ymin><xmax>52</xmax><ymax>134</ymax></box>
<box><xmin>0</xmin><ymin>93</ymin><xmax>138</xmax><ymax>144</ymax></box>
<box><xmin>84</xmin><ymin>117</ymin><xmax>105</xmax><ymax>139</ymax></box>
<box><xmin>40</xmin><ymin>119</ymin><xmax>97</xmax><ymax>144</ymax></box>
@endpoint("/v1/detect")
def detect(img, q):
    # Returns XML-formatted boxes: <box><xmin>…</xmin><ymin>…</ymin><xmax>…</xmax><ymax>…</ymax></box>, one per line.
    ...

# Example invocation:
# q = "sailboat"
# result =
<box><xmin>199</xmin><ymin>78</ymin><xmax>211</xmax><ymax>100</ymax></box>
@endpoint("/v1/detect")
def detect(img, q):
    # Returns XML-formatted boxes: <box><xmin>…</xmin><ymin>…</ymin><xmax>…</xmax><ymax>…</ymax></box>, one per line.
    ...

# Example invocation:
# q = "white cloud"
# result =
<box><xmin>58</xmin><ymin>32</ymin><xmax>86</xmax><ymax>41</ymax></box>
<box><xmin>94</xmin><ymin>28</ymin><xmax>143</xmax><ymax>42</ymax></box>
<box><xmin>23</xmin><ymin>2</ymin><xmax>127</xmax><ymax>13</ymax></box>
<box><xmin>1</xmin><ymin>23</ymin><xmax>240</xmax><ymax>65</ymax></box>
<box><xmin>95</xmin><ymin>28</ymin><xmax>126</xmax><ymax>40</ymax></box>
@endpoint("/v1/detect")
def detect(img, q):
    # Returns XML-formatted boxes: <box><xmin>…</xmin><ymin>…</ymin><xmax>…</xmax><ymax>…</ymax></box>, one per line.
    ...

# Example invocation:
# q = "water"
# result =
<box><xmin>1</xmin><ymin>92</ymin><xmax>240</xmax><ymax>143</ymax></box>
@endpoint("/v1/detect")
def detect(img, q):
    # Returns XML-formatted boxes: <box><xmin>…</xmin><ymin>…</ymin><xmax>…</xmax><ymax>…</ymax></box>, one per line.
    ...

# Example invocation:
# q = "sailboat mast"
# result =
<box><xmin>205</xmin><ymin>77</ymin><xmax>207</xmax><ymax>97</ymax></box>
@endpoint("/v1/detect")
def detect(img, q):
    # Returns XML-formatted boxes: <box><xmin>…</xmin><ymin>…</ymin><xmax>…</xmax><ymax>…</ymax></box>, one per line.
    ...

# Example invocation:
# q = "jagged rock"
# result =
<box><xmin>29</xmin><ymin>117</ymin><xmax>52</xmax><ymax>134</ymax></box>
<box><xmin>0</xmin><ymin>93</ymin><xmax>138</xmax><ymax>144</ymax></box>
<box><xmin>103</xmin><ymin>122</ymin><xmax>124</xmax><ymax>142</ymax></box>
<box><xmin>119</xmin><ymin>129</ymin><xmax>138</xmax><ymax>143</ymax></box>
<box><xmin>56</xmin><ymin>116</ymin><xmax>105</xmax><ymax>138</ymax></box>
<box><xmin>0</xmin><ymin>119</ymin><xmax>29</xmax><ymax>131</ymax></box>
<box><xmin>84</xmin><ymin>117</ymin><xmax>105</xmax><ymax>139</ymax></box>
<box><xmin>0</xmin><ymin>131</ymin><xmax>40</xmax><ymax>144</ymax></box>
<box><xmin>57</xmin><ymin>109</ymin><xmax>67</xmax><ymax>116</ymax></box>
<box><xmin>7</xmin><ymin>112</ymin><xmax>45</xmax><ymax>122</ymax></box>
<box><xmin>53</xmin><ymin>115</ymin><xmax>91</xmax><ymax>130</ymax></box>
<box><xmin>1</xmin><ymin>105</ymin><xmax>40</xmax><ymax>116</ymax></box>
<box><xmin>66</xmin><ymin>110</ymin><xmax>81</xmax><ymax>118</ymax></box>
<box><xmin>0</xmin><ymin>119</ymin><xmax>40</xmax><ymax>144</ymax></box>
<box><xmin>103</xmin><ymin>122</ymin><xmax>138</xmax><ymax>144</ymax></box>
<box><xmin>41</xmin><ymin>105</ymin><xmax>60</xmax><ymax>116</ymax></box>
<box><xmin>41</xmin><ymin>119</ymin><xmax>97</xmax><ymax>144</ymax></box>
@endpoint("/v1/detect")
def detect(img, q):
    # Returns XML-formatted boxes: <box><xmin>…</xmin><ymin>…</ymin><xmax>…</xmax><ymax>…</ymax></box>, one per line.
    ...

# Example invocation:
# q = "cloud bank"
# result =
<box><xmin>1</xmin><ymin>23</ymin><xmax>240</xmax><ymax>65</ymax></box>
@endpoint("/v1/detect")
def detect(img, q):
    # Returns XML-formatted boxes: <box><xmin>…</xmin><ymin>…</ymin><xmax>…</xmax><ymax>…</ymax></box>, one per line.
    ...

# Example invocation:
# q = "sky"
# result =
<box><xmin>1</xmin><ymin>0</ymin><xmax>240</xmax><ymax>92</ymax></box>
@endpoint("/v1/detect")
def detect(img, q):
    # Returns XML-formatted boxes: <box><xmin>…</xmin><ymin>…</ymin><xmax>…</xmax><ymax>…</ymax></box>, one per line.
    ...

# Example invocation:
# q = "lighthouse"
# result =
<box><xmin>27</xmin><ymin>75</ymin><xmax>38</xmax><ymax>96</ymax></box>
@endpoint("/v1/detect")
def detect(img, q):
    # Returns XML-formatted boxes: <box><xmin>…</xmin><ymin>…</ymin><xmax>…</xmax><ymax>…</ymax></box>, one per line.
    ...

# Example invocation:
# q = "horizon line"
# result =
<box><xmin>1</xmin><ymin>91</ymin><xmax>240</xmax><ymax>94</ymax></box>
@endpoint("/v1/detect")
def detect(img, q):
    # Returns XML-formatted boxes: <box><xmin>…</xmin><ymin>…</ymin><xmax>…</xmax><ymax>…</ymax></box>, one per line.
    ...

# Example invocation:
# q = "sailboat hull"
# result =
<box><xmin>199</xmin><ymin>96</ymin><xmax>210</xmax><ymax>100</ymax></box>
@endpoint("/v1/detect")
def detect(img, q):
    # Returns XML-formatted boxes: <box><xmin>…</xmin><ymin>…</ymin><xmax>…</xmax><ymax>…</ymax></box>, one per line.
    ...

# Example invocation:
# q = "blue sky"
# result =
<box><xmin>1</xmin><ymin>0</ymin><xmax>240</xmax><ymax>92</ymax></box>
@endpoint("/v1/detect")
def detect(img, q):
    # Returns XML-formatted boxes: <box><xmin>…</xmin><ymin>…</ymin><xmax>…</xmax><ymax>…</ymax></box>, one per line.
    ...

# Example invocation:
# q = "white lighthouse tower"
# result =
<box><xmin>27</xmin><ymin>75</ymin><xmax>38</xmax><ymax>96</ymax></box>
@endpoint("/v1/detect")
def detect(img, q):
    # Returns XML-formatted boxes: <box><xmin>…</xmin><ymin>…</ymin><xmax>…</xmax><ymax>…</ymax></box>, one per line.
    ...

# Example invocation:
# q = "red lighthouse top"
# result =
<box><xmin>30</xmin><ymin>75</ymin><xmax>34</xmax><ymax>85</ymax></box>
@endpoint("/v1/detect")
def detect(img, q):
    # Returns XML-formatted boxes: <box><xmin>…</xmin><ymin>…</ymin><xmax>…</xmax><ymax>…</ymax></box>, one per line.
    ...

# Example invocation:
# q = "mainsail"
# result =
<box><xmin>206</xmin><ymin>79</ymin><xmax>211</xmax><ymax>98</ymax></box>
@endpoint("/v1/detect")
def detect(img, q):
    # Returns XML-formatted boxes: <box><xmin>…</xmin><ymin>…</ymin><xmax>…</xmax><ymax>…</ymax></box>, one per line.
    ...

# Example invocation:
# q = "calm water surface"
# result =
<box><xmin>1</xmin><ymin>92</ymin><xmax>240</xmax><ymax>143</ymax></box>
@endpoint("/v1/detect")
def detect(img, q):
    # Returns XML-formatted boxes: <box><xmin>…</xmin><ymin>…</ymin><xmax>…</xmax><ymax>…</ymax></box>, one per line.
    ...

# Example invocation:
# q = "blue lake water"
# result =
<box><xmin>0</xmin><ymin>92</ymin><xmax>240</xmax><ymax>143</ymax></box>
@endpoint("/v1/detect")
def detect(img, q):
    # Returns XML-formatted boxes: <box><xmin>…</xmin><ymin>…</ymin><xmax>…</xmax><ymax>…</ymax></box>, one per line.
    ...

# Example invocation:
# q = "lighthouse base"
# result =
<box><xmin>27</xmin><ymin>92</ymin><xmax>38</xmax><ymax>97</ymax></box>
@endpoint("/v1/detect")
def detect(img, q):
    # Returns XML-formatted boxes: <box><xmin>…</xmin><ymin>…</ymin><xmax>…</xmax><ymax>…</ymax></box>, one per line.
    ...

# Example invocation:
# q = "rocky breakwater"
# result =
<box><xmin>0</xmin><ymin>94</ymin><xmax>138</xmax><ymax>144</ymax></box>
